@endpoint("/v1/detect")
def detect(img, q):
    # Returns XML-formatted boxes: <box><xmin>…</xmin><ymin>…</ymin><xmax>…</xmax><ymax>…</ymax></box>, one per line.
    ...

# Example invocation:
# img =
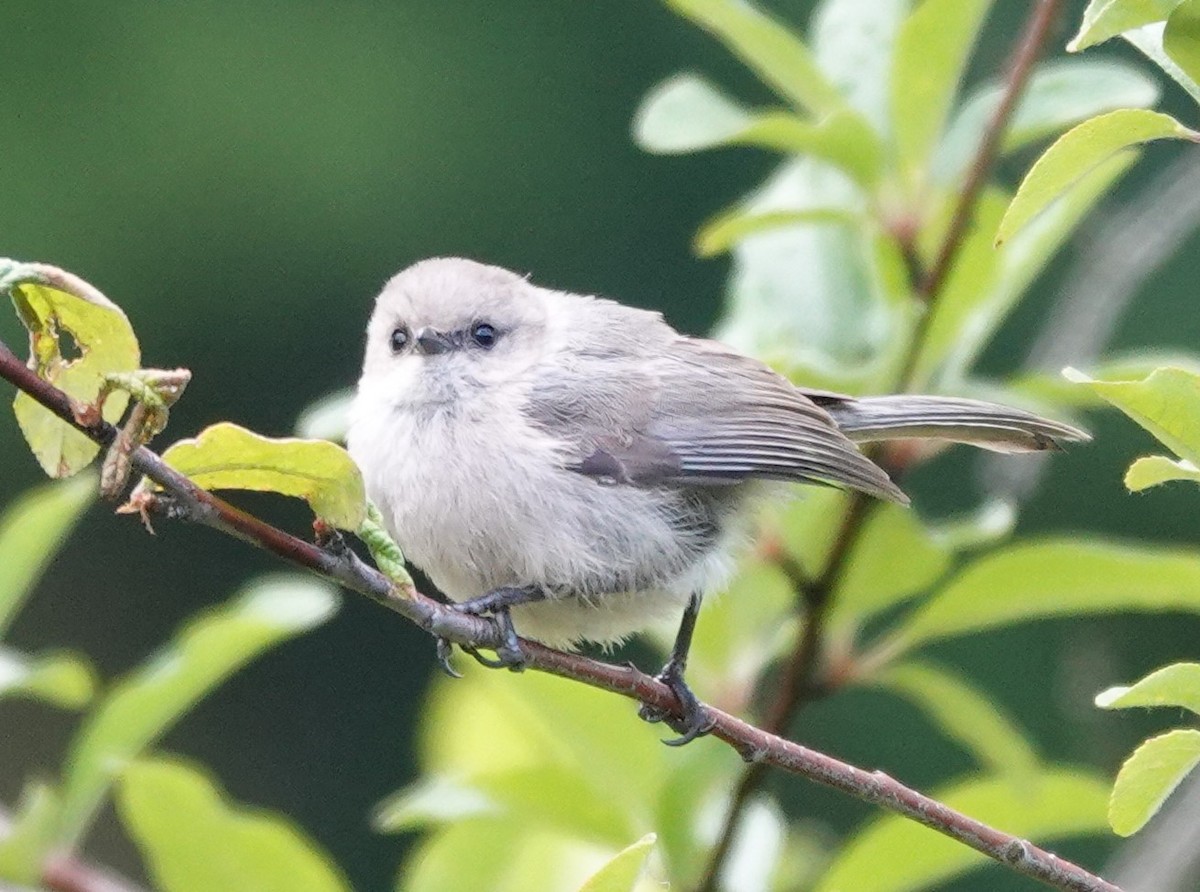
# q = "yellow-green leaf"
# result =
<box><xmin>0</xmin><ymin>474</ymin><xmax>94</xmax><ymax>637</ymax></box>
<box><xmin>634</xmin><ymin>74</ymin><xmax>880</xmax><ymax>184</ymax></box>
<box><xmin>664</xmin><ymin>0</ymin><xmax>844</xmax><ymax>115</ymax></box>
<box><xmin>997</xmin><ymin>110</ymin><xmax>1198</xmax><ymax>245</ymax></box>
<box><xmin>1068</xmin><ymin>0</ymin><xmax>1182</xmax><ymax>50</ymax></box>
<box><xmin>157</xmin><ymin>422</ymin><xmax>366</xmax><ymax>529</ymax></box>
<box><xmin>1109</xmin><ymin>729</ymin><xmax>1200</xmax><ymax>836</ymax></box>
<box><xmin>58</xmin><ymin>575</ymin><xmax>339</xmax><ymax>847</ymax></box>
<box><xmin>0</xmin><ymin>782</ymin><xmax>61</xmax><ymax>883</ymax></box>
<box><xmin>1124</xmin><ymin>19</ymin><xmax>1200</xmax><ymax>102</ymax></box>
<box><xmin>891</xmin><ymin>539</ymin><xmax>1200</xmax><ymax>653</ymax></box>
<box><xmin>1011</xmin><ymin>351</ymin><xmax>1200</xmax><ymax>407</ymax></box>
<box><xmin>1065</xmin><ymin>366</ymin><xmax>1200</xmax><ymax>466</ymax></box>
<box><xmin>694</xmin><ymin>207</ymin><xmax>859</xmax><ymax>257</ymax></box>
<box><xmin>118</xmin><ymin>757</ymin><xmax>350</xmax><ymax>892</ymax></box>
<box><xmin>1165</xmin><ymin>0</ymin><xmax>1200</xmax><ymax>93</ymax></box>
<box><xmin>890</xmin><ymin>0</ymin><xmax>991</xmax><ymax>177</ymax></box>
<box><xmin>577</xmin><ymin>834</ymin><xmax>656</xmax><ymax>892</ymax></box>
<box><xmin>0</xmin><ymin>646</ymin><xmax>95</xmax><ymax>709</ymax></box>
<box><xmin>1</xmin><ymin>260</ymin><xmax>141</xmax><ymax>477</ymax></box>
<box><xmin>1097</xmin><ymin>662</ymin><xmax>1200</xmax><ymax>714</ymax></box>
<box><xmin>1126</xmin><ymin>455</ymin><xmax>1200</xmax><ymax>490</ymax></box>
<box><xmin>876</xmin><ymin>661</ymin><xmax>1039</xmax><ymax>785</ymax></box>
<box><xmin>816</xmin><ymin>770</ymin><xmax>1110</xmax><ymax>892</ymax></box>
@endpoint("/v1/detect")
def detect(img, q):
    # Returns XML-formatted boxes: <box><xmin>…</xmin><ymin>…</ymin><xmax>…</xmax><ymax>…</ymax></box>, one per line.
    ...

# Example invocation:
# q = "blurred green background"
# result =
<box><xmin>2</xmin><ymin>2</ymin><xmax>1198</xmax><ymax>888</ymax></box>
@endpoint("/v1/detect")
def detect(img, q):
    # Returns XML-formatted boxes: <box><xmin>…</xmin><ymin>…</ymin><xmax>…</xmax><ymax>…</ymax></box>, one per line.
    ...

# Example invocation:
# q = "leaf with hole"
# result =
<box><xmin>997</xmin><ymin>110</ymin><xmax>1197</xmax><ymax>245</ymax></box>
<box><xmin>1108</xmin><ymin>729</ymin><xmax>1200</xmax><ymax>836</ymax></box>
<box><xmin>153</xmin><ymin>422</ymin><xmax>367</xmax><ymax>529</ymax></box>
<box><xmin>0</xmin><ymin>260</ymin><xmax>141</xmax><ymax>477</ymax></box>
<box><xmin>118</xmin><ymin>756</ymin><xmax>351</xmax><ymax>892</ymax></box>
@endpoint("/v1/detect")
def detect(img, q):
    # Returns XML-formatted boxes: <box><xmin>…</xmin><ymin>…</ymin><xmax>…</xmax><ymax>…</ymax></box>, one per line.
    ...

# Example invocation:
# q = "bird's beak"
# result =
<box><xmin>414</xmin><ymin>328</ymin><xmax>453</xmax><ymax>356</ymax></box>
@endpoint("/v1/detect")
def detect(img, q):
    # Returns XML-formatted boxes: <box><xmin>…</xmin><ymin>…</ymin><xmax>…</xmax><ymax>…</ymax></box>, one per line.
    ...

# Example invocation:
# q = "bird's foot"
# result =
<box><xmin>638</xmin><ymin>658</ymin><xmax>714</xmax><ymax>746</ymax></box>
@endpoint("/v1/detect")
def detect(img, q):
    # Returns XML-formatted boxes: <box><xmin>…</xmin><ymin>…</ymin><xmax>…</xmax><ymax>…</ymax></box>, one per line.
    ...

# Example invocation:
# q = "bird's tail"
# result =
<box><xmin>825</xmin><ymin>395</ymin><xmax>1090</xmax><ymax>454</ymax></box>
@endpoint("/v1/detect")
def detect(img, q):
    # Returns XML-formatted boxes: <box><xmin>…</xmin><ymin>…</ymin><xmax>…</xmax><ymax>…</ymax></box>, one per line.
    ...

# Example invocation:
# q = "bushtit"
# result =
<box><xmin>348</xmin><ymin>257</ymin><xmax>1087</xmax><ymax>743</ymax></box>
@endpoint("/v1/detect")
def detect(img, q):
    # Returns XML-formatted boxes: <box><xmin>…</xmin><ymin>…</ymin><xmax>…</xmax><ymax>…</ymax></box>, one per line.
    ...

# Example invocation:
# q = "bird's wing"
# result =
<box><xmin>524</xmin><ymin>335</ymin><xmax>906</xmax><ymax>503</ymax></box>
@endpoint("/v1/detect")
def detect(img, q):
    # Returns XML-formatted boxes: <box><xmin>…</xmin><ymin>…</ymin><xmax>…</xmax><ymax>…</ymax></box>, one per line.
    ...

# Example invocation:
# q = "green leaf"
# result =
<box><xmin>117</xmin><ymin>756</ymin><xmax>350</xmax><ymax>892</ymax></box>
<box><xmin>876</xmin><ymin>661</ymin><xmax>1039</xmax><ymax>785</ymax></box>
<box><xmin>155</xmin><ymin>422</ymin><xmax>366</xmax><ymax>529</ymax></box>
<box><xmin>811</xmin><ymin>0</ymin><xmax>910</xmax><ymax>135</ymax></box>
<box><xmin>1097</xmin><ymin>662</ymin><xmax>1200</xmax><ymax>714</ymax></box>
<box><xmin>0</xmin><ymin>260</ymin><xmax>141</xmax><ymax>477</ymax></box>
<box><xmin>58</xmin><ymin>575</ymin><xmax>339</xmax><ymax>847</ymax></box>
<box><xmin>576</xmin><ymin>834</ymin><xmax>656</xmax><ymax>892</ymax></box>
<box><xmin>0</xmin><ymin>782</ymin><xmax>61</xmax><ymax>883</ymax></box>
<box><xmin>664</xmin><ymin>0</ymin><xmax>845</xmax><ymax>115</ymax></box>
<box><xmin>1069</xmin><ymin>0</ymin><xmax>1182</xmax><ymax>50</ymax></box>
<box><xmin>936</xmin><ymin>60</ymin><xmax>1160</xmax><ymax>184</ymax></box>
<box><xmin>1066</xmin><ymin>366</ymin><xmax>1200</xmax><ymax>465</ymax></box>
<box><xmin>1126</xmin><ymin>455</ymin><xmax>1200</xmax><ymax>490</ymax></box>
<box><xmin>998</xmin><ymin>110</ymin><xmax>1198</xmax><ymax>245</ymax></box>
<box><xmin>890</xmin><ymin>0</ymin><xmax>991</xmax><ymax>178</ymax></box>
<box><xmin>828</xmin><ymin>503</ymin><xmax>951</xmax><ymax>633</ymax></box>
<box><xmin>891</xmin><ymin>539</ymin><xmax>1200</xmax><ymax>653</ymax></box>
<box><xmin>294</xmin><ymin>388</ymin><xmax>352</xmax><ymax>442</ymax></box>
<box><xmin>1108</xmin><ymin>729</ymin><xmax>1200</xmax><ymax>836</ymax></box>
<box><xmin>816</xmin><ymin>770</ymin><xmax>1110</xmax><ymax>892</ymax></box>
<box><xmin>373</xmin><ymin>775</ymin><xmax>497</xmax><ymax>832</ymax></box>
<box><xmin>0</xmin><ymin>646</ymin><xmax>95</xmax><ymax>708</ymax></box>
<box><xmin>694</xmin><ymin>207</ymin><xmax>859</xmax><ymax>257</ymax></box>
<box><xmin>634</xmin><ymin>74</ymin><xmax>881</xmax><ymax>183</ymax></box>
<box><xmin>0</xmin><ymin>473</ymin><xmax>94</xmax><ymax>637</ymax></box>
<box><xmin>1165</xmin><ymin>0</ymin><xmax>1200</xmax><ymax>93</ymax></box>
<box><xmin>1124</xmin><ymin>21</ymin><xmax>1200</xmax><ymax>102</ymax></box>
<box><xmin>1011</xmin><ymin>351</ymin><xmax>1200</xmax><ymax>407</ymax></box>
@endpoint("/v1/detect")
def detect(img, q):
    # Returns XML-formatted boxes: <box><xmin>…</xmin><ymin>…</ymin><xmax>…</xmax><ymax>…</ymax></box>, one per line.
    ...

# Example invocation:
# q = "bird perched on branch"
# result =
<box><xmin>348</xmin><ymin>257</ymin><xmax>1087</xmax><ymax>743</ymax></box>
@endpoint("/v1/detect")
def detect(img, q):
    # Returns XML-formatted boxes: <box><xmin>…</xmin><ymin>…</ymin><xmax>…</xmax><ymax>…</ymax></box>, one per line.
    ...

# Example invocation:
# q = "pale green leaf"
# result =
<box><xmin>57</xmin><ymin>575</ymin><xmax>339</xmax><ymax>847</ymax></box>
<box><xmin>1065</xmin><ymin>366</ymin><xmax>1200</xmax><ymax>466</ymax></box>
<box><xmin>876</xmin><ymin>661</ymin><xmax>1039</xmax><ymax>784</ymax></box>
<box><xmin>1069</xmin><ymin>0</ymin><xmax>1182</xmax><ymax>50</ymax></box>
<box><xmin>811</xmin><ymin>0</ymin><xmax>910</xmax><ymax>135</ymax></box>
<box><xmin>891</xmin><ymin>0</ymin><xmax>991</xmax><ymax>177</ymax></box>
<box><xmin>816</xmin><ymin>770</ymin><xmax>1110</xmax><ymax>892</ymax></box>
<box><xmin>1124</xmin><ymin>21</ymin><xmax>1200</xmax><ymax>102</ymax></box>
<box><xmin>925</xmin><ymin>498</ymin><xmax>1017</xmax><ymax>552</ymax></box>
<box><xmin>0</xmin><ymin>260</ymin><xmax>140</xmax><ymax>477</ymax></box>
<box><xmin>936</xmin><ymin>60</ymin><xmax>1160</xmax><ymax>183</ymax></box>
<box><xmin>0</xmin><ymin>473</ymin><xmax>94</xmax><ymax>637</ymax></box>
<box><xmin>294</xmin><ymin>388</ymin><xmax>352</xmax><ymax>443</ymax></box>
<box><xmin>1165</xmin><ymin>0</ymin><xmax>1200</xmax><ymax>88</ymax></box>
<box><xmin>694</xmin><ymin>207</ymin><xmax>858</xmax><ymax>257</ymax></box>
<box><xmin>0</xmin><ymin>782</ymin><xmax>61</xmax><ymax>883</ymax></box>
<box><xmin>634</xmin><ymin>74</ymin><xmax>881</xmax><ymax>183</ymax></box>
<box><xmin>372</xmin><ymin>775</ymin><xmax>496</xmax><ymax>832</ymax></box>
<box><xmin>1097</xmin><ymin>662</ymin><xmax>1200</xmax><ymax>714</ymax></box>
<box><xmin>1109</xmin><ymin>729</ymin><xmax>1200</xmax><ymax>835</ymax></box>
<box><xmin>892</xmin><ymin>539</ymin><xmax>1200</xmax><ymax>653</ymax></box>
<box><xmin>1011</xmin><ymin>351</ymin><xmax>1200</xmax><ymax>407</ymax></box>
<box><xmin>828</xmin><ymin>503</ymin><xmax>951</xmax><ymax>633</ymax></box>
<box><xmin>1126</xmin><ymin>455</ymin><xmax>1200</xmax><ymax>490</ymax></box>
<box><xmin>577</xmin><ymin>834</ymin><xmax>656</xmax><ymax>892</ymax></box>
<box><xmin>997</xmin><ymin>110</ymin><xmax>1198</xmax><ymax>245</ymax></box>
<box><xmin>664</xmin><ymin>0</ymin><xmax>844</xmax><ymax>115</ymax></box>
<box><xmin>0</xmin><ymin>646</ymin><xmax>95</xmax><ymax>709</ymax></box>
<box><xmin>118</xmin><ymin>756</ymin><xmax>350</xmax><ymax>892</ymax></box>
<box><xmin>156</xmin><ymin>422</ymin><xmax>366</xmax><ymax>529</ymax></box>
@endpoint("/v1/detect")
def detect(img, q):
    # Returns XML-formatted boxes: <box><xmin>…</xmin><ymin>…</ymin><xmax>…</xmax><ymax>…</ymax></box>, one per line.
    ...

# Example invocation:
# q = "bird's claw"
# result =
<box><xmin>638</xmin><ymin>660</ymin><xmax>714</xmax><ymax>746</ymax></box>
<box><xmin>446</xmin><ymin>603</ymin><xmax>527</xmax><ymax>672</ymax></box>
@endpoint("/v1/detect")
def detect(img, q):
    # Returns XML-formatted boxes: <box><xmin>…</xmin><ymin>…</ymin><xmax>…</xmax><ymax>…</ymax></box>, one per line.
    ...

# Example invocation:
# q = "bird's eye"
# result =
<box><xmin>471</xmin><ymin>322</ymin><xmax>498</xmax><ymax>349</ymax></box>
<box><xmin>390</xmin><ymin>326</ymin><xmax>410</xmax><ymax>353</ymax></box>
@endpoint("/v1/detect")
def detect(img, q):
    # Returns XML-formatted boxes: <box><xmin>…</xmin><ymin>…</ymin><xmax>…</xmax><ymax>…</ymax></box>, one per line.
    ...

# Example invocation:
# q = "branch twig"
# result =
<box><xmin>696</xmin><ymin>3</ymin><xmax>1064</xmax><ymax>887</ymax></box>
<box><xmin>0</xmin><ymin>330</ymin><xmax>1119</xmax><ymax>890</ymax></box>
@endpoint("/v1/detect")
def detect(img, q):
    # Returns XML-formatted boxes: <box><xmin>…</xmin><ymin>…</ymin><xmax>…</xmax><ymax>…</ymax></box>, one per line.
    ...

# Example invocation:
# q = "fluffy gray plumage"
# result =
<box><xmin>348</xmin><ymin>257</ymin><xmax>1087</xmax><ymax>648</ymax></box>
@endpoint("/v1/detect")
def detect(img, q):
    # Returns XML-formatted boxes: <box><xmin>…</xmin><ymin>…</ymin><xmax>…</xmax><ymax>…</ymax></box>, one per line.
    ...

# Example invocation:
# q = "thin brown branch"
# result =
<box><xmin>697</xmin><ymin>4</ymin><xmax>1064</xmax><ymax>886</ymax></box>
<box><xmin>0</xmin><ymin>330</ymin><xmax>1120</xmax><ymax>890</ymax></box>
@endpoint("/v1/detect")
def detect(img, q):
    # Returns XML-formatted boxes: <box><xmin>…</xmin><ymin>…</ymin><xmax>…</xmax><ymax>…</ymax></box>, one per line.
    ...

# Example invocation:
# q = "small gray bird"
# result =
<box><xmin>348</xmin><ymin>257</ymin><xmax>1087</xmax><ymax>743</ymax></box>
